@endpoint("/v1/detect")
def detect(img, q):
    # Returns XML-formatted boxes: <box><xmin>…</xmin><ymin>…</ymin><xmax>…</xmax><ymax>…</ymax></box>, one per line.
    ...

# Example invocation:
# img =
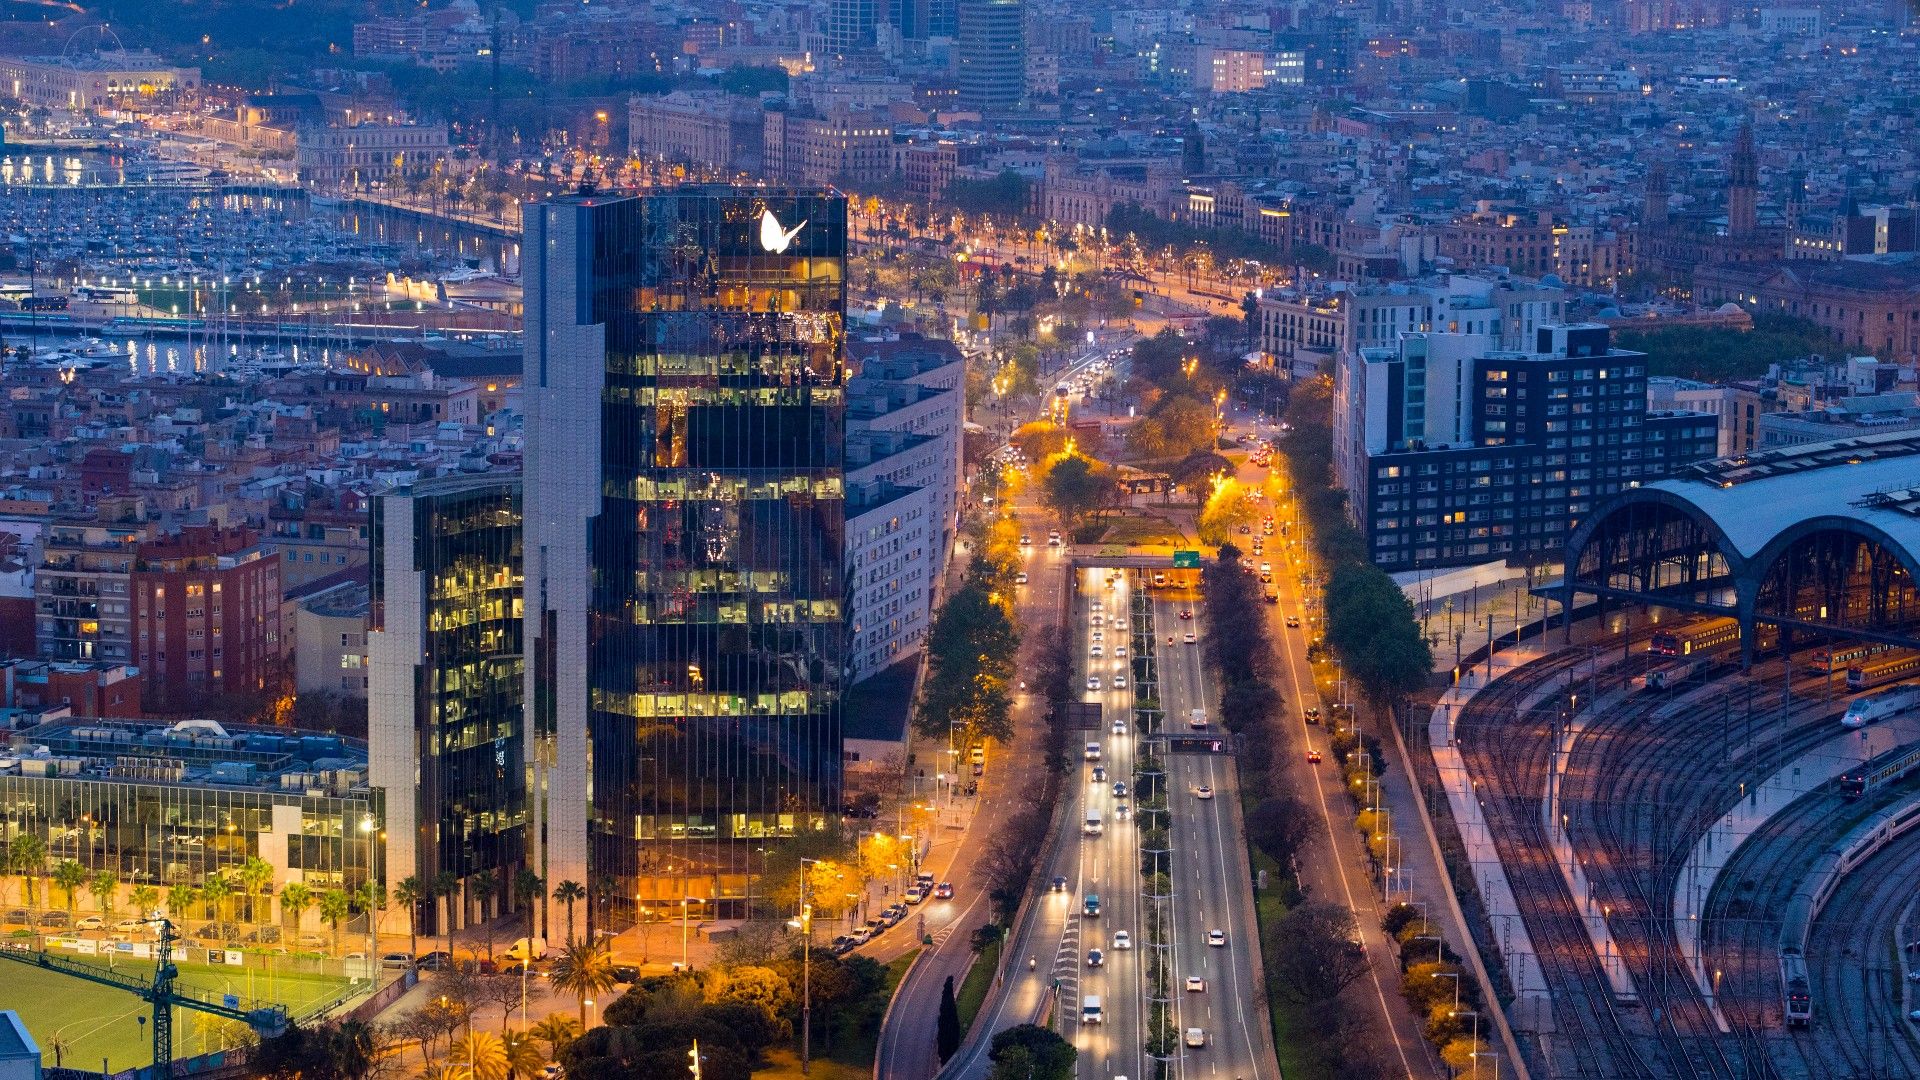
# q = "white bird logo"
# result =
<box><xmin>759</xmin><ymin>208</ymin><xmax>807</xmax><ymax>253</ymax></box>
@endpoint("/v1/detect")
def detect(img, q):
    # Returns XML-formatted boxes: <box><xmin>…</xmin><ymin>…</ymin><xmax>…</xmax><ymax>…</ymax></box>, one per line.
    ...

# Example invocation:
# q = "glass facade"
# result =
<box><xmin>1</xmin><ymin>721</ymin><xmax>382</xmax><ymax>894</ymax></box>
<box><xmin>552</xmin><ymin>188</ymin><xmax>848</xmax><ymax>924</ymax></box>
<box><xmin>369</xmin><ymin>476</ymin><xmax>525</xmax><ymax>920</ymax></box>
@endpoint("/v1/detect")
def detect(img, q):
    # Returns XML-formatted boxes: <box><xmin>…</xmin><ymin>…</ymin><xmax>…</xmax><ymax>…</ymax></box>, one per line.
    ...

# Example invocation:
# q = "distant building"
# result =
<box><xmin>295</xmin><ymin>122</ymin><xmax>450</xmax><ymax>190</ymax></box>
<box><xmin>627</xmin><ymin>91</ymin><xmax>765</xmax><ymax>175</ymax></box>
<box><xmin>0</xmin><ymin>50</ymin><xmax>199</xmax><ymax>111</ymax></box>
<box><xmin>0</xmin><ymin>658</ymin><xmax>143</xmax><ymax>722</ymax></box>
<box><xmin>1690</xmin><ymin>259</ymin><xmax>1920</xmax><ymax>364</ymax></box>
<box><xmin>130</xmin><ymin>525</ymin><xmax>284</xmax><ymax>713</ymax></box>
<box><xmin>1345</xmin><ymin>324</ymin><xmax>1717</xmax><ymax>571</ymax></box>
<box><xmin>956</xmin><ymin>0</ymin><xmax>1025</xmax><ymax>111</ymax></box>
<box><xmin>1631</xmin><ymin>126</ymin><xmax>1786</xmax><ymax>290</ymax></box>
<box><xmin>36</xmin><ymin>517</ymin><xmax>148</xmax><ymax>668</ymax></box>
<box><xmin>763</xmin><ymin>106</ymin><xmax>896</xmax><ymax>186</ymax></box>
<box><xmin>291</xmin><ymin>573</ymin><xmax>370</xmax><ymax>698</ymax></box>
<box><xmin>1647</xmin><ymin>378</ymin><xmax>1768</xmax><ymax>457</ymax></box>
<box><xmin>369</xmin><ymin>474</ymin><xmax>524</xmax><ymax>935</ymax></box>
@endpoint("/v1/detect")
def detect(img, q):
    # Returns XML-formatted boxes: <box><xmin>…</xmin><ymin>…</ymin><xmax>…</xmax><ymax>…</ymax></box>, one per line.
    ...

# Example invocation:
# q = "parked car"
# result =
<box><xmin>113</xmin><ymin>919</ymin><xmax>148</xmax><ymax>934</ymax></box>
<box><xmin>4</xmin><ymin>910</ymin><xmax>31</xmax><ymax>926</ymax></box>
<box><xmin>905</xmin><ymin>886</ymin><xmax>926</xmax><ymax>905</ymax></box>
<box><xmin>379</xmin><ymin>952</ymin><xmax>413</xmax><ymax>969</ymax></box>
<box><xmin>416</xmin><ymin>950</ymin><xmax>455</xmax><ymax>970</ymax></box>
<box><xmin>829</xmin><ymin>936</ymin><xmax>856</xmax><ymax>956</ymax></box>
<box><xmin>37</xmin><ymin>911</ymin><xmax>71</xmax><ymax>929</ymax></box>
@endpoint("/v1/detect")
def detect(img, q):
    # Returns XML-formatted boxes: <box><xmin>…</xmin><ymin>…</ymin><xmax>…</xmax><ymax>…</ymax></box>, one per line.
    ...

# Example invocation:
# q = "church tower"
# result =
<box><xmin>1727</xmin><ymin>122</ymin><xmax>1758</xmax><ymax>239</ymax></box>
<box><xmin>1643</xmin><ymin>159</ymin><xmax>1670</xmax><ymax>226</ymax></box>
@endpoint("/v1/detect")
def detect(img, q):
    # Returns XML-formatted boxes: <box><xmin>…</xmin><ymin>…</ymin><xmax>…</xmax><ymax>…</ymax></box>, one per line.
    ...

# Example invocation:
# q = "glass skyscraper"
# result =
<box><xmin>524</xmin><ymin>187</ymin><xmax>847</xmax><ymax>933</ymax></box>
<box><xmin>368</xmin><ymin>474</ymin><xmax>526</xmax><ymax>933</ymax></box>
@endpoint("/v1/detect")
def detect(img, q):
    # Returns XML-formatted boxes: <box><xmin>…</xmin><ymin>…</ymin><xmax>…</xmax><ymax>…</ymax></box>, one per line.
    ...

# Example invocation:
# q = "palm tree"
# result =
<box><xmin>432</xmin><ymin>871</ymin><xmax>460</xmax><ymax>959</ymax></box>
<box><xmin>279</xmin><ymin>882</ymin><xmax>313</xmax><ymax>937</ymax></box>
<box><xmin>130</xmin><ymin>884</ymin><xmax>158</xmax><ymax>920</ymax></box>
<box><xmin>87</xmin><ymin>869</ymin><xmax>117</xmax><ymax>918</ymax></box>
<box><xmin>468</xmin><ymin>868</ymin><xmax>499</xmax><ymax>927</ymax></box>
<box><xmin>52</xmin><ymin>859</ymin><xmax>86</xmax><ymax>915</ymax></box>
<box><xmin>548</xmin><ymin>941</ymin><xmax>617</xmax><ymax>1025</ymax></box>
<box><xmin>201</xmin><ymin>873</ymin><xmax>233</xmax><ymax>925</ymax></box>
<box><xmin>393</xmin><ymin>876</ymin><xmax>425</xmax><ymax>958</ymax></box>
<box><xmin>550</xmin><ymin>881</ymin><xmax>584</xmax><ymax>947</ymax></box>
<box><xmin>527</xmin><ymin>1015</ymin><xmax>579</xmax><ymax>1059</ymax></box>
<box><xmin>8</xmin><ymin>834</ymin><xmax>46</xmax><ymax>909</ymax></box>
<box><xmin>449</xmin><ymin>1031</ymin><xmax>508</xmax><ymax>1080</ymax></box>
<box><xmin>319</xmin><ymin>889</ymin><xmax>352</xmax><ymax>956</ymax></box>
<box><xmin>237</xmin><ymin>856</ymin><xmax>273</xmax><ymax>924</ymax></box>
<box><xmin>512</xmin><ymin>870</ymin><xmax>543</xmax><ymax>947</ymax></box>
<box><xmin>166</xmin><ymin>883</ymin><xmax>199</xmax><ymax>923</ymax></box>
<box><xmin>501</xmin><ymin>1031</ymin><xmax>545</xmax><ymax>1080</ymax></box>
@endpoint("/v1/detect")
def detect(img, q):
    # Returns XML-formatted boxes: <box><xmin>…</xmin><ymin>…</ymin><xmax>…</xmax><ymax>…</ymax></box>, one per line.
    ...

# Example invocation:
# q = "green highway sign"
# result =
<box><xmin>1172</xmin><ymin>550</ymin><xmax>1200</xmax><ymax>568</ymax></box>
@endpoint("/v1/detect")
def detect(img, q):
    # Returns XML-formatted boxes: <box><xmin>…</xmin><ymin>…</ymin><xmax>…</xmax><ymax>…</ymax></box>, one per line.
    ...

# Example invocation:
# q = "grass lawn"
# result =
<box><xmin>2</xmin><ymin>957</ymin><xmax>356</xmax><ymax>1070</ymax></box>
<box><xmin>824</xmin><ymin>948</ymin><xmax>917</xmax><ymax>1071</ymax></box>
<box><xmin>1101</xmin><ymin>516</ymin><xmax>1187</xmax><ymax>547</ymax></box>
<box><xmin>756</xmin><ymin>1047</ymin><xmax>869</xmax><ymax>1079</ymax></box>
<box><xmin>1244</xmin><ymin>809</ymin><xmax>1327</xmax><ymax>1079</ymax></box>
<box><xmin>954</xmin><ymin>935</ymin><xmax>1001</xmax><ymax>1033</ymax></box>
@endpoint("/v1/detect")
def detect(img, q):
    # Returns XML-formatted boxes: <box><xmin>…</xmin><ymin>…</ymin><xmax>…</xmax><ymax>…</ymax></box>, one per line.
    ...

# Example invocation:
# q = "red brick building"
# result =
<box><xmin>0</xmin><ymin>658</ymin><xmax>144</xmax><ymax>718</ymax></box>
<box><xmin>131</xmin><ymin>525</ymin><xmax>285</xmax><ymax>713</ymax></box>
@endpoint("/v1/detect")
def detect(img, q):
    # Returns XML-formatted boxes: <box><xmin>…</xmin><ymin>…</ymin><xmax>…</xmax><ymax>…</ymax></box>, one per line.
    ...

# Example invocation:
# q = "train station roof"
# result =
<box><xmin>1638</xmin><ymin>429</ymin><xmax>1920</xmax><ymax>561</ymax></box>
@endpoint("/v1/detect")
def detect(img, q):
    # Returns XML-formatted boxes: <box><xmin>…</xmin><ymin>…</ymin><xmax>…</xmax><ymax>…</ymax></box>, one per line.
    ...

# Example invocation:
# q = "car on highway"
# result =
<box><xmin>1087</xmin><ymin>948</ymin><xmax>1104</xmax><ymax>968</ymax></box>
<box><xmin>1285</xmin><ymin>615</ymin><xmax>1300</xmax><ymax>628</ymax></box>
<box><xmin>1115</xmin><ymin>644</ymin><xmax>1127</xmax><ymax>657</ymax></box>
<box><xmin>1114</xmin><ymin>674</ymin><xmax>1127</xmax><ymax>688</ymax></box>
<box><xmin>1112</xmin><ymin>719</ymin><xmax>1128</xmax><ymax>734</ymax></box>
<box><xmin>1015</xmin><ymin>572</ymin><xmax>1028</xmax><ymax>584</ymax></box>
<box><xmin>1306</xmin><ymin>748</ymin><xmax>1323</xmax><ymax>764</ymax></box>
<box><xmin>1194</xmin><ymin>785</ymin><xmax>1214</xmax><ymax>800</ymax></box>
<box><xmin>1185</xmin><ymin>1028</ymin><xmax>1206</xmax><ymax>1048</ymax></box>
<box><xmin>1051</xmin><ymin>876</ymin><xmax>1069</xmax><ymax>892</ymax></box>
<box><xmin>934</xmin><ymin>882</ymin><xmax>954</xmax><ymax>900</ymax></box>
<box><xmin>1087</xmin><ymin>676</ymin><xmax>1103</xmax><ymax>690</ymax></box>
<box><xmin>1020</xmin><ymin>535</ymin><xmax>1032</xmax><ymax>546</ymax></box>
<box><xmin>1304</xmin><ymin>707</ymin><xmax>1321</xmax><ymax>724</ymax></box>
<box><xmin>1208</xmin><ymin>929</ymin><xmax>1227</xmax><ymax>947</ymax></box>
<box><xmin>1085</xmin><ymin>742</ymin><xmax>1102</xmax><ymax>760</ymax></box>
<box><xmin>1179</xmin><ymin>610</ymin><xmax>1193</xmax><ymax>620</ymax></box>
<box><xmin>1184</xmin><ymin>632</ymin><xmax>1197</xmax><ymax>644</ymax></box>
<box><xmin>1113</xmin><ymin>781</ymin><xmax>1128</xmax><ymax>798</ymax></box>
<box><xmin>1909</xmin><ymin>970</ymin><xmax>1920</xmax><ymax>982</ymax></box>
<box><xmin>1112</xmin><ymin>930</ymin><xmax>1131</xmax><ymax>950</ymax></box>
<box><xmin>1090</xmin><ymin>644</ymin><xmax>1104</xmax><ymax>657</ymax></box>
<box><xmin>1185</xmin><ymin>976</ymin><xmax>1206</xmax><ymax>992</ymax></box>
<box><xmin>1092</xmin><ymin>765</ymin><xmax>1107</xmax><ymax>783</ymax></box>
<box><xmin>1912</xmin><ymin>1008</ymin><xmax>1920</xmax><ymax>1022</ymax></box>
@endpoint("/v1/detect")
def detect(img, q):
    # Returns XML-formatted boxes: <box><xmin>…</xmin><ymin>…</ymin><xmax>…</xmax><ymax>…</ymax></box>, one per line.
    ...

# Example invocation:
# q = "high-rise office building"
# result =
<box><xmin>368</xmin><ymin>474</ymin><xmax>526</xmax><ymax>934</ymax></box>
<box><xmin>957</xmin><ymin>0</ymin><xmax>1025</xmax><ymax>111</ymax></box>
<box><xmin>829</xmin><ymin>0</ymin><xmax>878</xmax><ymax>55</ymax></box>
<box><xmin>524</xmin><ymin>187</ymin><xmax>848</xmax><ymax>938</ymax></box>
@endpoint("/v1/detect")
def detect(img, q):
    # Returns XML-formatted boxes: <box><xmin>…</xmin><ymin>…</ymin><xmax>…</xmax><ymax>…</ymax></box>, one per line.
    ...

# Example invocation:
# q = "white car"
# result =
<box><xmin>1185</xmin><ymin>976</ymin><xmax>1206</xmax><ymax>992</ymax></box>
<box><xmin>1194</xmin><ymin>785</ymin><xmax>1214</xmax><ymax>800</ymax></box>
<box><xmin>1114</xmin><ymin>674</ymin><xmax>1127</xmax><ymax>688</ymax></box>
<box><xmin>1115</xmin><ymin>645</ymin><xmax>1127</xmax><ymax>657</ymax></box>
<box><xmin>1184</xmin><ymin>632</ymin><xmax>1197</xmax><ymax>644</ymax></box>
<box><xmin>1087</xmin><ymin>676</ymin><xmax>1102</xmax><ymax>691</ymax></box>
<box><xmin>76</xmin><ymin>915</ymin><xmax>105</xmax><ymax>931</ymax></box>
<box><xmin>1208</xmin><ymin>929</ymin><xmax>1227</xmax><ymax>947</ymax></box>
<box><xmin>1185</xmin><ymin>1028</ymin><xmax>1205</xmax><ymax>1048</ymax></box>
<box><xmin>1113</xmin><ymin>930</ymin><xmax>1132</xmax><ymax>950</ymax></box>
<box><xmin>1090</xmin><ymin>644</ymin><xmax>1104</xmax><ymax>657</ymax></box>
<box><xmin>1016</xmin><ymin>572</ymin><xmax>1028</xmax><ymax>584</ymax></box>
<box><xmin>1112</xmin><ymin>719</ymin><xmax>1127</xmax><ymax>734</ymax></box>
<box><xmin>1092</xmin><ymin>629</ymin><xmax>1104</xmax><ymax>642</ymax></box>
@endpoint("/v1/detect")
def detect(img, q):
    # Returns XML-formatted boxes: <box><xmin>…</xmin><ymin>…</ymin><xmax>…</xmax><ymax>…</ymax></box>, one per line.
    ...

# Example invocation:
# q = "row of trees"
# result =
<box><xmin>1279</xmin><ymin>376</ymin><xmax>1433</xmax><ymax>705</ymax></box>
<box><xmin>913</xmin><ymin>517</ymin><xmax>1022</xmax><ymax>747</ymax></box>
<box><xmin>1198</xmin><ymin>543</ymin><xmax>1287</xmax><ymax>771</ymax></box>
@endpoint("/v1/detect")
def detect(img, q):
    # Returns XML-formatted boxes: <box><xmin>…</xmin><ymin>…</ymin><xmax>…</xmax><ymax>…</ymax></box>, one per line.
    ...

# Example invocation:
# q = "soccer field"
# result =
<box><xmin>2</xmin><ymin>958</ymin><xmax>356</xmax><ymax>1071</ymax></box>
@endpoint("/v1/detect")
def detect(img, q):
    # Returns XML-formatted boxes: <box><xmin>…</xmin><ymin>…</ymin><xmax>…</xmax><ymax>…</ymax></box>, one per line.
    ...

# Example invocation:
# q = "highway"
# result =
<box><xmin>1153</xmin><ymin>588</ymin><xmax>1276</xmax><ymax>1080</ymax></box>
<box><xmin>875</xmin><ymin>336</ymin><xmax>1127</xmax><ymax>1080</ymax></box>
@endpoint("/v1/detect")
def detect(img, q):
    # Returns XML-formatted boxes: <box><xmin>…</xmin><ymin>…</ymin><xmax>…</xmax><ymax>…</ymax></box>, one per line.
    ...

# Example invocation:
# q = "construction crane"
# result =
<box><xmin>0</xmin><ymin>917</ymin><xmax>288</xmax><ymax>1078</ymax></box>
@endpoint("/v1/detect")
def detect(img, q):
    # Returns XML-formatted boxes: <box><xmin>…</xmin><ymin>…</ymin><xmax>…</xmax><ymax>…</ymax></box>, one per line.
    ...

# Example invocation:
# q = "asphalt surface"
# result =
<box><xmin>876</xmin><ymin>340</ymin><xmax>1128</xmax><ymax>1080</ymax></box>
<box><xmin>1154</xmin><ymin>591</ymin><xmax>1276</xmax><ymax>1080</ymax></box>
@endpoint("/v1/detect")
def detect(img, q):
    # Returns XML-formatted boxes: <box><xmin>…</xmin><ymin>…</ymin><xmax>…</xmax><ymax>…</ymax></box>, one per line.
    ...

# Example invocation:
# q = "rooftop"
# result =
<box><xmin>4</xmin><ymin>717</ymin><xmax>369</xmax><ymax>795</ymax></box>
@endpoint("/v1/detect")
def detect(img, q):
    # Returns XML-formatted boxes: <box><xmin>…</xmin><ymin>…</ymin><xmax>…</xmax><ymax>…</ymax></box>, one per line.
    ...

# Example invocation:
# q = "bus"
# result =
<box><xmin>19</xmin><ymin>295</ymin><xmax>68</xmax><ymax>312</ymax></box>
<box><xmin>77</xmin><ymin>285</ymin><xmax>139</xmax><ymax>304</ymax></box>
<box><xmin>1846</xmin><ymin>650</ymin><xmax>1920</xmax><ymax>690</ymax></box>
